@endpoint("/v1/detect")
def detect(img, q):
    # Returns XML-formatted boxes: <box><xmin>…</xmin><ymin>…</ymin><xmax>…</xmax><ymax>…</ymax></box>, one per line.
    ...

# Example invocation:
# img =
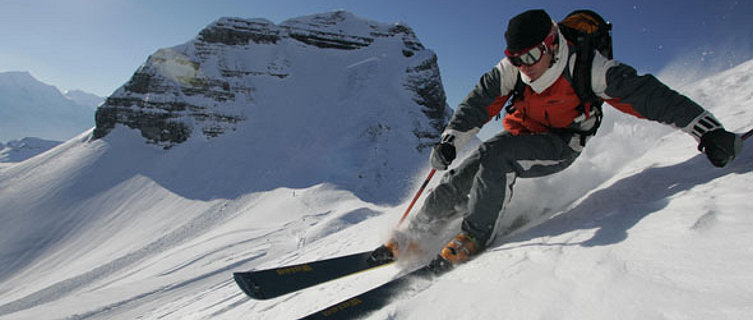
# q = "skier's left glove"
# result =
<box><xmin>698</xmin><ymin>129</ymin><xmax>742</xmax><ymax>168</ymax></box>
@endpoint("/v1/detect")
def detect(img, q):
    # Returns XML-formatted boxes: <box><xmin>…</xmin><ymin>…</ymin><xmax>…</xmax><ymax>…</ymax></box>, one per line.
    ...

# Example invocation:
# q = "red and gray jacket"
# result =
<box><xmin>443</xmin><ymin>30</ymin><xmax>723</xmax><ymax>152</ymax></box>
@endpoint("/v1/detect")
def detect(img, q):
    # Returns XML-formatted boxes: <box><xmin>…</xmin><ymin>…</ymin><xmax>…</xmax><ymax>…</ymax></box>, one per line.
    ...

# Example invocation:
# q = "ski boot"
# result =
<box><xmin>425</xmin><ymin>232</ymin><xmax>482</xmax><ymax>274</ymax></box>
<box><xmin>439</xmin><ymin>232</ymin><xmax>480</xmax><ymax>264</ymax></box>
<box><xmin>366</xmin><ymin>235</ymin><xmax>421</xmax><ymax>266</ymax></box>
<box><xmin>366</xmin><ymin>240</ymin><xmax>398</xmax><ymax>266</ymax></box>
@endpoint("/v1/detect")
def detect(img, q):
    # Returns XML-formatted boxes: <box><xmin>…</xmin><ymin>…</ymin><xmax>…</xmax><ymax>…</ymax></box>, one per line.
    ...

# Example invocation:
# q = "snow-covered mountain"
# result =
<box><xmin>93</xmin><ymin>11</ymin><xmax>447</xmax><ymax>151</ymax></box>
<box><xmin>0</xmin><ymin>10</ymin><xmax>450</xmax><ymax>318</ymax></box>
<box><xmin>0</xmin><ymin>138</ymin><xmax>61</xmax><ymax>163</ymax></box>
<box><xmin>63</xmin><ymin>90</ymin><xmax>103</xmax><ymax>111</ymax></box>
<box><xmin>0</xmin><ymin>71</ymin><xmax>98</xmax><ymax>142</ymax></box>
<box><xmin>0</xmin><ymin>10</ymin><xmax>752</xmax><ymax>320</ymax></box>
<box><xmin>89</xmin><ymin>10</ymin><xmax>449</xmax><ymax>203</ymax></box>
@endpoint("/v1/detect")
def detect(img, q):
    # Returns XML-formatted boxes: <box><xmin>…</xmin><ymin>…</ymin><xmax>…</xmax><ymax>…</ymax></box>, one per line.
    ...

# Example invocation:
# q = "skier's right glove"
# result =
<box><xmin>698</xmin><ymin>128</ymin><xmax>742</xmax><ymax>168</ymax></box>
<box><xmin>430</xmin><ymin>128</ymin><xmax>480</xmax><ymax>170</ymax></box>
<box><xmin>430</xmin><ymin>137</ymin><xmax>456</xmax><ymax>170</ymax></box>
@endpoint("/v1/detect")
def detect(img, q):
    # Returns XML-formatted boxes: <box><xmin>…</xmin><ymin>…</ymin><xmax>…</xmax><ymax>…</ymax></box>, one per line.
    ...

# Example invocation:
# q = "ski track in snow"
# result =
<box><xmin>64</xmin><ymin>258</ymin><xmax>257</xmax><ymax>320</ymax></box>
<box><xmin>0</xmin><ymin>199</ymin><xmax>262</xmax><ymax>317</ymax></box>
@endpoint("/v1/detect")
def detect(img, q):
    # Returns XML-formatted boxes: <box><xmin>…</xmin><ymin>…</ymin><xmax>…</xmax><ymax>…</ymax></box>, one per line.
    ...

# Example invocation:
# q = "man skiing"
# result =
<box><xmin>372</xmin><ymin>9</ymin><xmax>742</xmax><ymax>266</ymax></box>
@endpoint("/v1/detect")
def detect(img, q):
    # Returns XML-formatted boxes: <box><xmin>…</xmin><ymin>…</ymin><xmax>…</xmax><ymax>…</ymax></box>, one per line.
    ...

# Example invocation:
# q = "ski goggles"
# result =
<box><xmin>506</xmin><ymin>44</ymin><xmax>548</xmax><ymax>67</ymax></box>
<box><xmin>505</xmin><ymin>24</ymin><xmax>559</xmax><ymax>67</ymax></box>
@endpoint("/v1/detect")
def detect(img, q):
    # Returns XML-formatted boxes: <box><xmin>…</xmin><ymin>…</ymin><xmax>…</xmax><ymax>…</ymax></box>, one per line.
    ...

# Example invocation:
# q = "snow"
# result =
<box><xmin>1</xmin><ymin>33</ymin><xmax>753</xmax><ymax>320</ymax></box>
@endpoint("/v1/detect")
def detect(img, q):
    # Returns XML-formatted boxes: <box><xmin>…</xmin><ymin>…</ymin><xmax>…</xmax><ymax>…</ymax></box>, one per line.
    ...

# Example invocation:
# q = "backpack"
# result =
<box><xmin>506</xmin><ymin>10</ymin><xmax>613</xmax><ymax>142</ymax></box>
<box><xmin>559</xmin><ymin>10</ymin><xmax>613</xmax><ymax>111</ymax></box>
<box><xmin>560</xmin><ymin>10</ymin><xmax>613</xmax><ymax>60</ymax></box>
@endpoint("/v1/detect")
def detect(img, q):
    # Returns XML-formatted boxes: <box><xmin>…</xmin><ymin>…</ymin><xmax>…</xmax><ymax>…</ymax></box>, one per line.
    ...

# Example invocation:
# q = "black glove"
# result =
<box><xmin>430</xmin><ymin>139</ymin><xmax>456</xmax><ymax>170</ymax></box>
<box><xmin>698</xmin><ymin>129</ymin><xmax>742</xmax><ymax>168</ymax></box>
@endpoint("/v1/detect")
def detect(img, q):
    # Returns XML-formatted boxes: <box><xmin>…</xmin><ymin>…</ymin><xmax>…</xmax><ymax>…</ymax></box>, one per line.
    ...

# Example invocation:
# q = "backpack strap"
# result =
<box><xmin>503</xmin><ymin>72</ymin><xmax>526</xmax><ymax>116</ymax></box>
<box><xmin>551</xmin><ymin>43</ymin><xmax>602</xmax><ymax>146</ymax></box>
<box><xmin>496</xmin><ymin>71</ymin><xmax>525</xmax><ymax>121</ymax></box>
<box><xmin>571</xmin><ymin>40</ymin><xmax>604</xmax><ymax>118</ymax></box>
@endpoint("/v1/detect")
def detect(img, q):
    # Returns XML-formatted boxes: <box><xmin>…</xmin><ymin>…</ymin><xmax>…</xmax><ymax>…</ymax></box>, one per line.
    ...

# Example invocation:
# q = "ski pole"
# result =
<box><xmin>396</xmin><ymin>168</ymin><xmax>436</xmax><ymax>227</ymax></box>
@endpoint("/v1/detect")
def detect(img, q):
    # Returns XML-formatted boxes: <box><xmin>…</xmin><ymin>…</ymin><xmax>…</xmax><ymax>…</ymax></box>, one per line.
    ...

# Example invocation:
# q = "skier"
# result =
<box><xmin>372</xmin><ymin>9</ymin><xmax>743</xmax><ymax>266</ymax></box>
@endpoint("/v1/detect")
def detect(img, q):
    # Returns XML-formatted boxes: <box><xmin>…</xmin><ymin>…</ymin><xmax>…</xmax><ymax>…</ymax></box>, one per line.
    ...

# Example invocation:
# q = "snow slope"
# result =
<box><xmin>383</xmin><ymin>60</ymin><xmax>753</xmax><ymax>320</ymax></box>
<box><xmin>1</xmin><ymin>41</ymin><xmax>752</xmax><ymax>320</ymax></box>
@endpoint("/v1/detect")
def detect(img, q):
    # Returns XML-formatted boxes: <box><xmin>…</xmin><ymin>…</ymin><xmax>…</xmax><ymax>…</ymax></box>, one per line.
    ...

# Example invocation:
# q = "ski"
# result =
<box><xmin>234</xmin><ymin>250</ymin><xmax>393</xmax><ymax>300</ymax></box>
<box><xmin>298</xmin><ymin>257</ymin><xmax>453</xmax><ymax>320</ymax></box>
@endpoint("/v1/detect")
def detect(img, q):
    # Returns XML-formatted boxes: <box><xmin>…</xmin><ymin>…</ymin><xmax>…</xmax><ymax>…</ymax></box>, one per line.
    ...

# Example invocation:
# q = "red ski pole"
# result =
<box><xmin>741</xmin><ymin>128</ymin><xmax>753</xmax><ymax>141</ymax></box>
<box><xmin>396</xmin><ymin>168</ymin><xmax>436</xmax><ymax>227</ymax></box>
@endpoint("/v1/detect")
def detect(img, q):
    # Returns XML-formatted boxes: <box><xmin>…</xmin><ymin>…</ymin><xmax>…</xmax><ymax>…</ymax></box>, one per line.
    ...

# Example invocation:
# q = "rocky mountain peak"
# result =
<box><xmin>93</xmin><ymin>11</ymin><xmax>449</xmax><ymax>150</ymax></box>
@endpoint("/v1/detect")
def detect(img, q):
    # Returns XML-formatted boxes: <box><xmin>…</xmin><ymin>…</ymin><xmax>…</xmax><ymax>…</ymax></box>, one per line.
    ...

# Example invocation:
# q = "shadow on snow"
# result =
<box><xmin>495</xmin><ymin>145</ymin><xmax>753</xmax><ymax>250</ymax></box>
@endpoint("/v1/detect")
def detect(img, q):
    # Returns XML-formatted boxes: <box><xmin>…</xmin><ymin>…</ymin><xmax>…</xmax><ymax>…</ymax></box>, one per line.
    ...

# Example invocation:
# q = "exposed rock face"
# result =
<box><xmin>93</xmin><ymin>11</ymin><xmax>450</xmax><ymax>149</ymax></box>
<box><xmin>93</xmin><ymin>48</ymin><xmax>244</xmax><ymax>145</ymax></box>
<box><xmin>404</xmin><ymin>55</ymin><xmax>450</xmax><ymax>151</ymax></box>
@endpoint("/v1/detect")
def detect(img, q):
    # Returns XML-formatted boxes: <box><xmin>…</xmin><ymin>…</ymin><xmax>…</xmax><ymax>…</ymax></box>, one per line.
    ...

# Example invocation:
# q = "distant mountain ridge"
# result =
<box><xmin>0</xmin><ymin>71</ymin><xmax>100</xmax><ymax>142</ymax></box>
<box><xmin>64</xmin><ymin>89</ymin><xmax>103</xmax><ymax>110</ymax></box>
<box><xmin>0</xmin><ymin>137</ymin><xmax>62</xmax><ymax>163</ymax></box>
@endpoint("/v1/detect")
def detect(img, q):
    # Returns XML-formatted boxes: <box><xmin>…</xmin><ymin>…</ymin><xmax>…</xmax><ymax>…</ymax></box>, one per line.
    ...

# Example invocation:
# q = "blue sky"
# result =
<box><xmin>1</xmin><ymin>0</ymin><xmax>751</xmax><ymax>109</ymax></box>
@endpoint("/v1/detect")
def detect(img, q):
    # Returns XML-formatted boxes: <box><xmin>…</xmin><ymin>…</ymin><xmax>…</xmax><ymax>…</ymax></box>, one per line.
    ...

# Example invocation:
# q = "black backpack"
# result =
<box><xmin>506</xmin><ymin>10</ymin><xmax>613</xmax><ymax>140</ymax></box>
<box><xmin>560</xmin><ymin>9</ymin><xmax>613</xmax><ymax>59</ymax></box>
<box><xmin>559</xmin><ymin>9</ymin><xmax>613</xmax><ymax>111</ymax></box>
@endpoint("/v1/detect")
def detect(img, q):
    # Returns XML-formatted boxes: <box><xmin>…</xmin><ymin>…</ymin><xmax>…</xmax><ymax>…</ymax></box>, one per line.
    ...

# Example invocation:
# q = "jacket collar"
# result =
<box><xmin>520</xmin><ymin>29</ymin><xmax>568</xmax><ymax>94</ymax></box>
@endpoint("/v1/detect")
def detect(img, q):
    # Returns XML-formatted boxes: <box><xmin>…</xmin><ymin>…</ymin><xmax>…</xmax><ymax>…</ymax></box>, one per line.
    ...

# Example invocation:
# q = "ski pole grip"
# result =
<box><xmin>397</xmin><ymin>168</ymin><xmax>436</xmax><ymax>227</ymax></box>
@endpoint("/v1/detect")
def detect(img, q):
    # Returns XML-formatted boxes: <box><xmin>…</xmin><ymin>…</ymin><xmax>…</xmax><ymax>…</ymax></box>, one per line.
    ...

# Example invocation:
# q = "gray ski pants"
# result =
<box><xmin>413</xmin><ymin>131</ymin><xmax>581</xmax><ymax>246</ymax></box>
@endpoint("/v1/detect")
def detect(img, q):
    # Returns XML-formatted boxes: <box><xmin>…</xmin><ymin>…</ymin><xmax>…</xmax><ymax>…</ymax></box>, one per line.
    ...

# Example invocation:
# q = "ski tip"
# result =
<box><xmin>233</xmin><ymin>272</ymin><xmax>267</xmax><ymax>299</ymax></box>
